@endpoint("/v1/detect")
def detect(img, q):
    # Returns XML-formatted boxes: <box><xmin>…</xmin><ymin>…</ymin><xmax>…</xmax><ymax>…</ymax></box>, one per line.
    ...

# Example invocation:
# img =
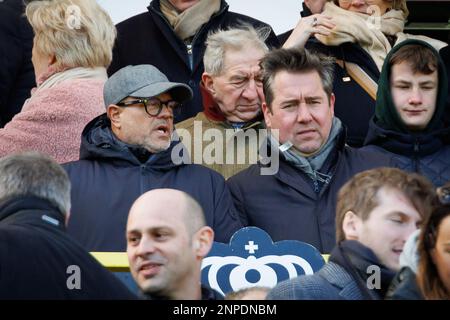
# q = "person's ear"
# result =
<box><xmin>202</xmin><ymin>72</ymin><xmax>215</xmax><ymax>96</ymax></box>
<box><xmin>262</xmin><ymin>102</ymin><xmax>272</xmax><ymax>128</ymax></box>
<box><xmin>193</xmin><ymin>226</ymin><xmax>214</xmax><ymax>258</ymax></box>
<box><xmin>107</xmin><ymin>105</ymin><xmax>122</xmax><ymax>129</ymax></box>
<box><xmin>64</xmin><ymin>211</ymin><xmax>71</xmax><ymax>227</ymax></box>
<box><xmin>342</xmin><ymin>211</ymin><xmax>361</xmax><ymax>240</ymax></box>
<box><xmin>48</xmin><ymin>54</ymin><xmax>57</xmax><ymax>67</ymax></box>
<box><xmin>329</xmin><ymin>93</ymin><xmax>335</xmax><ymax>117</ymax></box>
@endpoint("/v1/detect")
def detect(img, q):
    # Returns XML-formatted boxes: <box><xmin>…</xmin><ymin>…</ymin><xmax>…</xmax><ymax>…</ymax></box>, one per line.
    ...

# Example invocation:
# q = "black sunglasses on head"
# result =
<box><xmin>116</xmin><ymin>97</ymin><xmax>181</xmax><ymax>117</ymax></box>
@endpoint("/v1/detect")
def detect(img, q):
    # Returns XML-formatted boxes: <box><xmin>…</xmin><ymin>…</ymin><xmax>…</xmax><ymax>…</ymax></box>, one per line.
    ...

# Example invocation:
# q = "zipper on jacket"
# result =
<box><xmin>313</xmin><ymin>180</ymin><xmax>320</xmax><ymax>193</ymax></box>
<box><xmin>186</xmin><ymin>44</ymin><xmax>193</xmax><ymax>71</ymax></box>
<box><xmin>185</xmin><ymin>4</ymin><xmax>228</xmax><ymax>72</ymax></box>
<box><xmin>151</xmin><ymin>3</ymin><xmax>228</xmax><ymax>72</ymax></box>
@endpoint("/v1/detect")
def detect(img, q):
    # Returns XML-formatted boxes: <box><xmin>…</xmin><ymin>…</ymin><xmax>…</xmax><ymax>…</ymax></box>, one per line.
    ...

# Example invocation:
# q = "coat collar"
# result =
<box><xmin>0</xmin><ymin>195</ymin><xmax>66</xmax><ymax>231</ymax></box>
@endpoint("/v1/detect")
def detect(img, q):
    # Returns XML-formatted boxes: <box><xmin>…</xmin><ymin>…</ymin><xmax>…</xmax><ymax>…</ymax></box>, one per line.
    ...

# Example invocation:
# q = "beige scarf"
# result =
<box><xmin>25</xmin><ymin>66</ymin><xmax>107</xmax><ymax>107</ymax></box>
<box><xmin>160</xmin><ymin>0</ymin><xmax>221</xmax><ymax>41</ymax></box>
<box><xmin>316</xmin><ymin>2</ymin><xmax>447</xmax><ymax>71</ymax></box>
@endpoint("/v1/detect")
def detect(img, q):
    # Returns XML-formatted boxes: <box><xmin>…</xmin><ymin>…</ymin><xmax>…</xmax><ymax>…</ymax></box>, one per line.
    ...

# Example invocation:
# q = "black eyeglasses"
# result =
<box><xmin>116</xmin><ymin>97</ymin><xmax>181</xmax><ymax>117</ymax></box>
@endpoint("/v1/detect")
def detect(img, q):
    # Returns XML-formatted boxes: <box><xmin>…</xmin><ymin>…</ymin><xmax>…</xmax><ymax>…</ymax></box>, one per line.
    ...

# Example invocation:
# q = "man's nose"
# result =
<box><xmin>136</xmin><ymin>237</ymin><xmax>156</xmax><ymax>256</ymax></box>
<box><xmin>158</xmin><ymin>103</ymin><xmax>174</xmax><ymax>118</ymax></box>
<box><xmin>241</xmin><ymin>79</ymin><xmax>259</xmax><ymax>101</ymax></box>
<box><xmin>408</xmin><ymin>88</ymin><xmax>423</xmax><ymax>106</ymax></box>
<box><xmin>297</xmin><ymin>105</ymin><xmax>313</xmax><ymax>123</ymax></box>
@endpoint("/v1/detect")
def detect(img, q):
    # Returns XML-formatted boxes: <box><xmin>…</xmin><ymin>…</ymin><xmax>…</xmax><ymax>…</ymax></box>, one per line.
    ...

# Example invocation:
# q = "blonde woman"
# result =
<box><xmin>0</xmin><ymin>0</ymin><xmax>116</xmax><ymax>163</ymax></box>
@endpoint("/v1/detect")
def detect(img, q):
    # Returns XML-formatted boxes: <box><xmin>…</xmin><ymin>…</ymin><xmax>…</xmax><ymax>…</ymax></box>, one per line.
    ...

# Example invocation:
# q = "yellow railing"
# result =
<box><xmin>91</xmin><ymin>252</ymin><xmax>330</xmax><ymax>272</ymax></box>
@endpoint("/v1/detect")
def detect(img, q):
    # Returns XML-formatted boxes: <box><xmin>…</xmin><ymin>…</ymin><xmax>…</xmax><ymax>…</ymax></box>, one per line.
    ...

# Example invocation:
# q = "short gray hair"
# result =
<box><xmin>203</xmin><ymin>25</ymin><xmax>270</xmax><ymax>76</ymax></box>
<box><xmin>26</xmin><ymin>0</ymin><xmax>116</xmax><ymax>69</ymax></box>
<box><xmin>0</xmin><ymin>152</ymin><xmax>71</xmax><ymax>215</ymax></box>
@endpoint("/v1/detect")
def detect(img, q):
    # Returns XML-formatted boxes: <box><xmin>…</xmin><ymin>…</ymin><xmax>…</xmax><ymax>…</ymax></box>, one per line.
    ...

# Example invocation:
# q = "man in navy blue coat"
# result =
<box><xmin>267</xmin><ymin>167</ymin><xmax>436</xmax><ymax>300</ymax></box>
<box><xmin>64</xmin><ymin>65</ymin><xmax>242</xmax><ymax>252</ymax></box>
<box><xmin>227</xmin><ymin>48</ymin><xmax>393</xmax><ymax>253</ymax></box>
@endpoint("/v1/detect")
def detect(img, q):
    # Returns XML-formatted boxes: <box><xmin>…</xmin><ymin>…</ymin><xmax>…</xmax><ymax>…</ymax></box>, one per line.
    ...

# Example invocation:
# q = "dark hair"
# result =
<box><xmin>417</xmin><ymin>200</ymin><xmax>450</xmax><ymax>299</ymax></box>
<box><xmin>260</xmin><ymin>48</ymin><xmax>335</xmax><ymax>109</ymax></box>
<box><xmin>389</xmin><ymin>44</ymin><xmax>438</xmax><ymax>75</ymax></box>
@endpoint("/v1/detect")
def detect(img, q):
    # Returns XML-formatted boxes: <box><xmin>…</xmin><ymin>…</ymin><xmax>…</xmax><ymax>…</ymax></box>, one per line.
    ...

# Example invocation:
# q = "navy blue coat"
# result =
<box><xmin>267</xmin><ymin>262</ymin><xmax>364</xmax><ymax>300</ymax></box>
<box><xmin>0</xmin><ymin>0</ymin><xmax>35</xmax><ymax>127</ymax></box>
<box><xmin>363</xmin><ymin>119</ymin><xmax>450</xmax><ymax>187</ymax></box>
<box><xmin>63</xmin><ymin>114</ymin><xmax>242</xmax><ymax>252</ymax></box>
<box><xmin>0</xmin><ymin>196</ymin><xmax>136</xmax><ymax>299</ymax></box>
<box><xmin>227</xmin><ymin>130</ymin><xmax>393</xmax><ymax>253</ymax></box>
<box><xmin>108</xmin><ymin>0</ymin><xmax>279</xmax><ymax>123</ymax></box>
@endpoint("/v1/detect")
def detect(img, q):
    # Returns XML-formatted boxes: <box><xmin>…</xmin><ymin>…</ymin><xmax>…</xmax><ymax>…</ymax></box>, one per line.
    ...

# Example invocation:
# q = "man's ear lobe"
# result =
<box><xmin>107</xmin><ymin>105</ymin><xmax>121</xmax><ymax>128</ymax></box>
<box><xmin>194</xmin><ymin>226</ymin><xmax>214</xmax><ymax>258</ymax></box>
<box><xmin>342</xmin><ymin>211</ymin><xmax>361</xmax><ymax>240</ymax></box>
<box><xmin>262</xmin><ymin>102</ymin><xmax>272</xmax><ymax>128</ymax></box>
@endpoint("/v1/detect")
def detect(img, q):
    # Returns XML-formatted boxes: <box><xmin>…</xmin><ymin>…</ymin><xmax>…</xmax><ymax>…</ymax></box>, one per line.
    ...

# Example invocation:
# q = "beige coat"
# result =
<box><xmin>176</xmin><ymin>112</ymin><xmax>266</xmax><ymax>179</ymax></box>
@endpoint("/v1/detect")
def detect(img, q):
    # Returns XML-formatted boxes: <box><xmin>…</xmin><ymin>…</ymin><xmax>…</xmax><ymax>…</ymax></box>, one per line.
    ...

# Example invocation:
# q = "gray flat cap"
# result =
<box><xmin>104</xmin><ymin>64</ymin><xmax>193</xmax><ymax>107</ymax></box>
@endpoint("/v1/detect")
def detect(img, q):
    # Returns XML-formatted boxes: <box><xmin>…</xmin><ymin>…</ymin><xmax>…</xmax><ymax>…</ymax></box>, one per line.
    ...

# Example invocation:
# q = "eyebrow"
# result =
<box><xmin>393</xmin><ymin>79</ymin><xmax>436</xmax><ymax>85</ymax></box>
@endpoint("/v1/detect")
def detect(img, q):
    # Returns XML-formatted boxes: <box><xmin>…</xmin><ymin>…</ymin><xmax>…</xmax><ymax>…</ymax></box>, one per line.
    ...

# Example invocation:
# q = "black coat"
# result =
<box><xmin>63</xmin><ymin>114</ymin><xmax>242</xmax><ymax>252</ymax></box>
<box><xmin>363</xmin><ymin>119</ymin><xmax>450</xmax><ymax>187</ymax></box>
<box><xmin>108</xmin><ymin>0</ymin><xmax>280</xmax><ymax>123</ymax></box>
<box><xmin>0</xmin><ymin>196</ymin><xmax>136</xmax><ymax>299</ymax></box>
<box><xmin>0</xmin><ymin>0</ymin><xmax>35</xmax><ymax>127</ymax></box>
<box><xmin>227</xmin><ymin>130</ymin><xmax>393</xmax><ymax>253</ymax></box>
<box><xmin>385</xmin><ymin>267</ymin><xmax>423</xmax><ymax>300</ymax></box>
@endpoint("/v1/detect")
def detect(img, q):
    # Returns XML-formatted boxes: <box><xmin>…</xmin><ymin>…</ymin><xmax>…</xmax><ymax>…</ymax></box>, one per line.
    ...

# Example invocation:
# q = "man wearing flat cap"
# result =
<box><xmin>63</xmin><ymin>65</ymin><xmax>242</xmax><ymax>252</ymax></box>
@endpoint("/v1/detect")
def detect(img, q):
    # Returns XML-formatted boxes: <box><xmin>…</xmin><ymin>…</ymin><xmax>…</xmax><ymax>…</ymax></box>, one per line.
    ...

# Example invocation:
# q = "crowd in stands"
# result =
<box><xmin>0</xmin><ymin>0</ymin><xmax>449</xmax><ymax>300</ymax></box>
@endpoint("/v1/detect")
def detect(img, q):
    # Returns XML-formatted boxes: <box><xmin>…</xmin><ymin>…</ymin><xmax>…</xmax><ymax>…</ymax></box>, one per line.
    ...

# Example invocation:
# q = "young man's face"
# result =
<box><xmin>263</xmin><ymin>70</ymin><xmax>335</xmax><ymax>156</ymax></box>
<box><xmin>390</xmin><ymin>61</ymin><xmax>438</xmax><ymax>131</ymax></box>
<box><xmin>351</xmin><ymin>187</ymin><xmax>422</xmax><ymax>271</ymax></box>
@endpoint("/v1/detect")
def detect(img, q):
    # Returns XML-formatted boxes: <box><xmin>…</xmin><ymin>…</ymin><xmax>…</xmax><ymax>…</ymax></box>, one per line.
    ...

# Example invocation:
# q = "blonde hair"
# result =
<box><xmin>26</xmin><ymin>0</ymin><xmax>116</xmax><ymax>69</ymax></box>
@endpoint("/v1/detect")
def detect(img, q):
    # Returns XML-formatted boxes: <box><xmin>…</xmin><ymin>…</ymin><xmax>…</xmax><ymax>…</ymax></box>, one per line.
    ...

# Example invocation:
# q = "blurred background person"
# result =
<box><xmin>0</xmin><ymin>0</ymin><xmax>116</xmax><ymax>163</ymax></box>
<box><xmin>0</xmin><ymin>0</ymin><xmax>35</xmax><ymax>127</ymax></box>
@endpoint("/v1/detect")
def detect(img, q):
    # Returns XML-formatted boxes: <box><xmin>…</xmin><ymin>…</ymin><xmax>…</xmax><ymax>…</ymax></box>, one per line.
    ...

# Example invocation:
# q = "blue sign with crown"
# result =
<box><xmin>201</xmin><ymin>227</ymin><xmax>325</xmax><ymax>296</ymax></box>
